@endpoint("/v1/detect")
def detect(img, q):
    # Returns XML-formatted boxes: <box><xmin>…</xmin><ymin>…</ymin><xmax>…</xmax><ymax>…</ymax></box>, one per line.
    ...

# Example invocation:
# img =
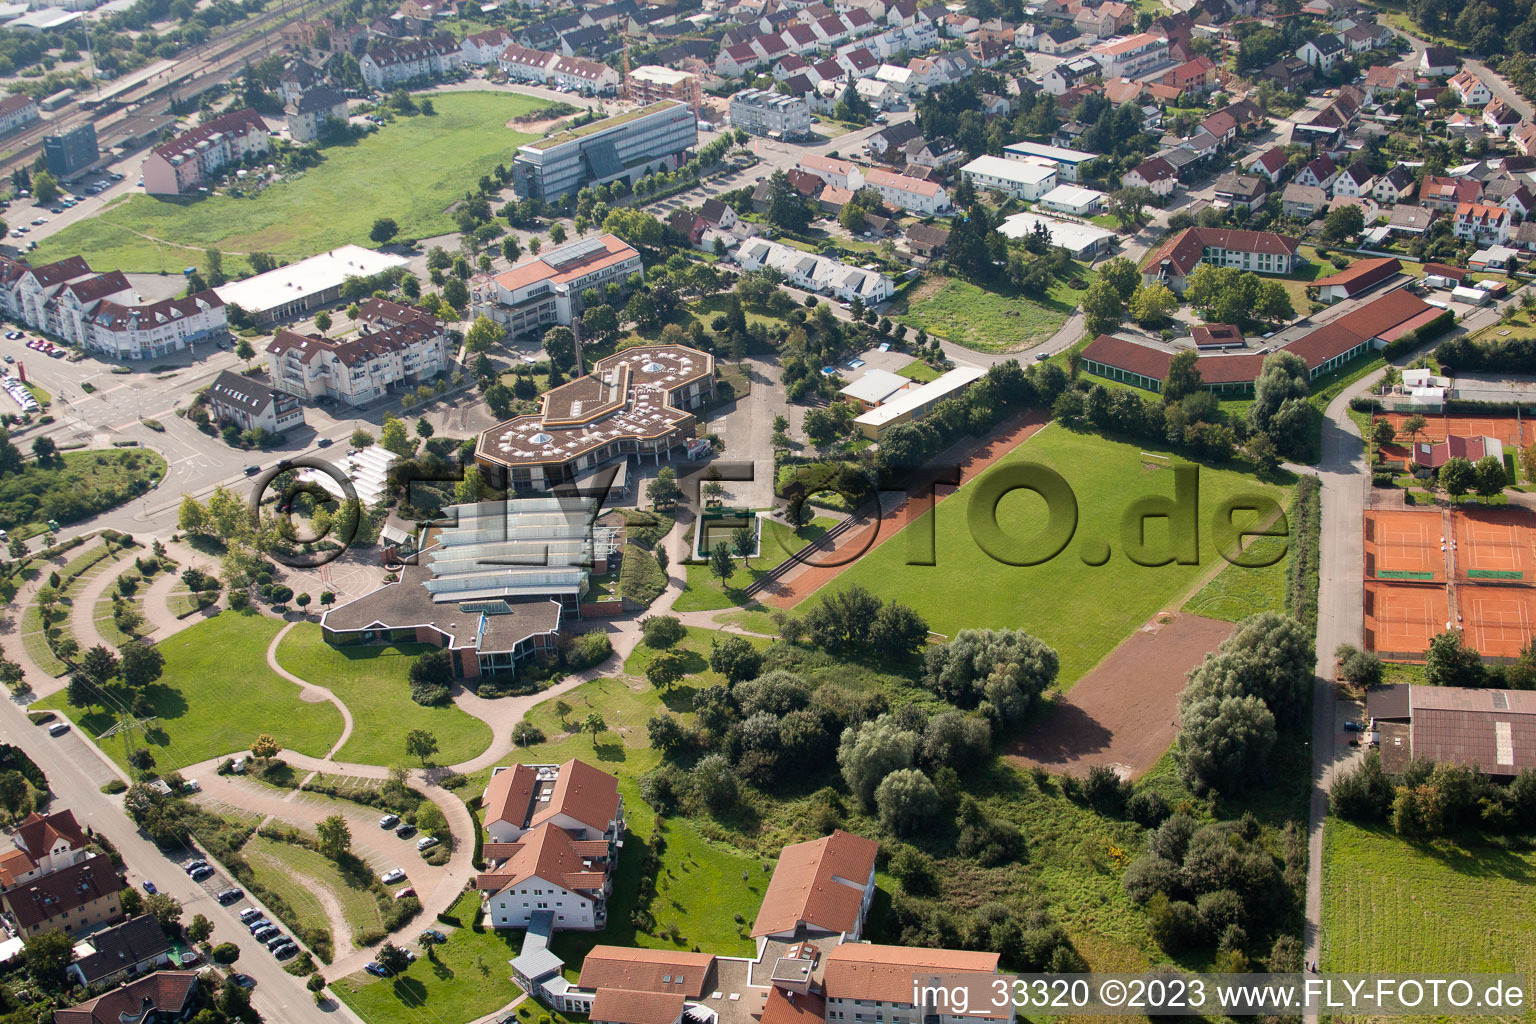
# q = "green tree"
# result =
<box><xmin>646</xmin><ymin>650</ymin><xmax>688</xmax><ymax>691</ymax></box>
<box><xmin>646</xmin><ymin>466</ymin><xmax>681</xmax><ymax>510</ymax></box>
<box><xmin>235</xmin><ymin>338</ymin><xmax>255</xmax><ymax>361</ymax></box>
<box><xmin>455</xmin><ymin>464</ymin><xmax>484</xmax><ymax>504</ymax></box>
<box><xmin>464</xmin><ymin>315</ymin><xmax>504</xmax><ymax>353</ymax></box>
<box><xmin>1323</xmin><ymin>204</ymin><xmax>1365</xmax><ymax>241</ymax></box>
<box><xmin>874</xmin><ymin>768</ymin><xmax>940</xmax><ymax>835</ymax></box>
<box><xmin>1129</xmin><ymin>283</ymin><xmax>1177</xmax><ymax>325</ymax></box>
<box><xmin>709</xmin><ymin>541</ymin><xmax>734</xmax><ymax>586</ymax></box>
<box><xmin>379</xmin><ymin>415</ymin><xmax>415</xmax><ymax>457</ymax></box>
<box><xmin>119</xmin><ymin>642</ymin><xmax>165</xmax><ymax>689</ymax></box>
<box><xmin>177</xmin><ymin>495</ymin><xmax>208</xmax><ymax>535</ymax></box>
<box><xmin>33</xmin><ymin>170</ymin><xmax>59</xmax><ymax>203</ymax></box>
<box><xmin>1371</xmin><ymin>418</ymin><xmax>1396</xmax><ymax>448</ymax></box>
<box><xmin>1081</xmin><ymin>276</ymin><xmax>1124</xmax><ymax>336</ymax></box>
<box><xmin>405</xmin><ymin>728</ymin><xmax>439</xmax><ymax>765</ymax></box>
<box><xmin>350</xmin><ymin>428</ymin><xmax>375</xmax><ymax>448</ymax></box>
<box><xmin>415</xmin><ymin>418</ymin><xmax>433</xmax><ymax>439</ymax></box>
<box><xmin>1163</xmin><ymin>349</ymin><xmax>1203</xmax><ymax>403</ymax></box>
<box><xmin>1425</xmin><ymin>629</ymin><xmax>1483</xmax><ymax>687</ymax></box>
<box><xmin>250</xmin><ymin>733</ymin><xmax>282</xmax><ymax>758</ymax></box>
<box><xmin>1439</xmin><ymin>455</ymin><xmax>1475</xmax><ymax>497</ymax></box>
<box><xmin>582</xmin><ymin>711</ymin><xmax>606</xmax><ymax>739</ymax></box>
<box><xmin>370</xmin><ymin>217</ymin><xmax>400</xmax><ymax>243</ymax></box>
<box><xmin>709</xmin><ymin>634</ymin><xmax>762</xmax><ymax>683</ymax></box>
<box><xmin>21</xmin><ymin>931</ymin><xmax>74</xmax><ymax>986</ymax></box>
<box><xmin>732</xmin><ymin>525</ymin><xmax>755</xmax><ymax>566</ymax></box>
<box><xmin>1473</xmin><ymin>453</ymin><xmax>1507</xmax><ymax>499</ymax></box>
<box><xmin>316</xmin><ymin>814</ymin><xmax>352</xmax><ymax>859</ymax></box>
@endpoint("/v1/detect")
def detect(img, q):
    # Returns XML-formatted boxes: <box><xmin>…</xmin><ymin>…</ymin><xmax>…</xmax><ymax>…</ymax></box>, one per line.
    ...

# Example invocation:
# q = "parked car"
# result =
<box><xmin>416</xmin><ymin>836</ymin><xmax>439</xmax><ymax>852</ymax></box>
<box><xmin>141</xmin><ymin>880</ymin><xmax>157</xmax><ymax>893</ymax></box>
<box><xmin>183</xmin><ymin>858</ymin><xmax>208</xmax><ymax>872</ymax></box>
<box><xmin>1344</xmin><ymin>720</ymin><xmax>1364</xmax><ymax>732</ymax></box>
<box><xmin>394</xmin><ymin>886</ymin><xmax>416</xmax><ymax>900</ymax></box>
<box><xmin>266</xmin><ymin>934</ymin><xmax>290</xmax><ymax>951</ymax></box>
<box><xmin>419</xmin><ymin>929</ymin><xmax>446</xmax><ymax>945</ymax></box>
<box><xmin>182</xmin><ymin>779</ymin><xmax>201</xmax><ymax>793</ymax></box>
<box><xmin>4</xmin><ymin>331</ymin><xmax>19</xmax><ymax>339</ymax></box>
<box><xmin>243</xmin><ymin>465</ymin><xmax>260</xmax><ymax>475</ymax></box>
<box><xmin>394</xmin><ymin>824</ymin><xmax>416</xmax><ymax>839</ymax></box>
<box><xmin>378</xmin><ymin>814</ymin><xmax>400</xmax><ymax>829</ymax></box>
<box><xmin>239</xmin><ymin>907</ymin><xmax>263</xmax><ymax>923</ymax></box>
<box><xmin>381</xmin><ymin>868</ymin><xmax>406</xmax><ymax>885</ymax></box>
<box><xmin>317</xmin><ymin>437</ymin><xmax>333</xmax><ymax>447</ymax></box>
<box><xmin>246</xmin><ymin>918</ymin><xmax>271</xmax><ymax>934</ymax></box>
<box><xmin>229</xmin><ymin>974</ymin><xmax>256</xmax><ymax>989</ymax></box>
<box><xmin>365</xmin><ymin>962</ymin><xmax>390</xmax><ymax>977</ymax></box>
<box><xmin>48</xmin><ymin>722</ymin><xmax>70</xmax><ymax>737</ymax></box>
<box><xmin>273</xmin><ymin>943</ymin><xmax>298</xmax><ymax>960</ymax></box>
<box><xmin>216</xmin><ymin>888</ymin><xmax>243</xmax><ymax>904</ymax></box>
<box><xmin>252</xmin><ymin>926</ymin><xmax>279</xmax><ymax>943</ymax></box>
<box><xmin>190</xmin><ymin>865</ymin><xmax>215</xmax><ymax>882</ymax></box>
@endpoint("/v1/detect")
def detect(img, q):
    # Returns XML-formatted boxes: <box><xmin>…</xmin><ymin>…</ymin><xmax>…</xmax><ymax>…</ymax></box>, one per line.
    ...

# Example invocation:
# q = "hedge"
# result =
<box><xmin>1286</xmin><ymin>475</ymin><xmax>1322</xmax><ymax>634</ymax></box>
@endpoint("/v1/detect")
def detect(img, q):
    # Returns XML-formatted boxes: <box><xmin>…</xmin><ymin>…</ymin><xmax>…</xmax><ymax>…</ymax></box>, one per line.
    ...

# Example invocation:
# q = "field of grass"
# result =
<box><xmin>245</xmin><ymin>834</ymin><xmax>386</xmax><ymax>947</ymax></box>
<box><xmin>898</xmin><ymin>358</ymin><xmax>941</xmax><ymax>382</ymax></box>
<box><xmin>30</xmin><ymin>92</ymin><xmax>548</xmax><ymax>273</ymax></box>
<box><xmin>1321</xmin><ymin>819</ymin><xmax>1536</xmax><ymax>974</ymax></box>
<box><xmin>822</xmin><ymin>426</ymin><xmax>1291</xmax><ymax>684</ymax></box>
<box><xmin>895</xmin><ymin>270</ymin><xmax>1094</xmax><ymax>353</ymax></box>
<box><xmin>35</xmin><ymin>612</ymin><xmax>342</xmax><ymax>771</ymax></box>
<box><xmin>337</xmin><ymin>889</ymin><xmax>522</xmax><ymax>1024</ymax></box>
<box><xmin>673</xmin><ymin>517</ymin><xmax>835</xmax><ymax>612</ymax></box>
<box><xmin>1181</xmin><ymin>530</ymin><xmax>1289</xmax><ymax>622</ymax></box>
<box><xmin>275</xmin><ymin>624</ymin><xmax>493</xmax><ymax>768</ymax></box>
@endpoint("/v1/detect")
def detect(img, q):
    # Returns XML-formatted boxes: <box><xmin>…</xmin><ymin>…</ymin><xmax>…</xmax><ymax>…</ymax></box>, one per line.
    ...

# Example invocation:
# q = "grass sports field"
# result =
<box><xmin>894</xmin><ymin>271</ymin><xmax>1094</xmax><ymax>353</ymax></box>
<box><xmin>30</xmin><ymin>92</ymin><xmax>548</xmax><ymax>274</ymax></box>
<box><xmin>274</xmin><ymin>624</ymin><xmax>493</xmax><ymax>767</ymax></box>
<box><xmin>1321</xmin><ymin>819</ymin><xmax>1536</xmax><ymax>974</ymax></box>
<box><xmin>35</xmin><ymin>612</ymin><xmax>342</xmax><ymax>771</ymax></box>
<box><xmin>822</xmin><ymin>427</ymin><xmax>1291</xmax><ymax>684</ymax></box>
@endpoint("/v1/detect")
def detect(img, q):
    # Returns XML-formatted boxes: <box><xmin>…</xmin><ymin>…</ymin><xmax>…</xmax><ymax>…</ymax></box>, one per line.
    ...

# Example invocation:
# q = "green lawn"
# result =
<box><xmin>30</xmin><ymin>92</ymin><xmax>549</xmax><ymax>273</ymax></box>
<box><xmin>821</xmin><ymin>426</ymin><xmax>1291</xmax><ymax>685</ymax></box>
<box><xmin>897</xmin><ymin>358</ymin><xmax>941</xmax><ymax>382</ymax></box>
<box><xmin>245</xmin><ymin>833</ymin><xmax>386</xmax><ymax>948</ymax></box>
<box><xmin>895</xmin><ymin>270</ymin><xmax>1094</xmax><ymax>353</ymax></box>
<box><xmin>337</xmin><ymin>889</ymin><xmax>522</xmax><ymax>1024</ymax></box>
<box><xmin>1321</xmin><ymin>819</ymin><xmax>1536</xmax><ymax>974</ymax></box>
<box><xmin>274</xmin><ymin>624</ymin><xmax>493</xmax><ymax>768</ymax></box>
<box><xmin>35</xmin><ymin>612</ymin><xmax>342</xmax><ymax>771</ymax></box>
<box><xmin>1181</xmin><ymin>530</ymin><xmax>1289</xmax><ymax>622</ymax></box>
<box><xmin>674</xmin><ymin>517</ymin><xmax>835</xmax><ymax>612</ymax></box>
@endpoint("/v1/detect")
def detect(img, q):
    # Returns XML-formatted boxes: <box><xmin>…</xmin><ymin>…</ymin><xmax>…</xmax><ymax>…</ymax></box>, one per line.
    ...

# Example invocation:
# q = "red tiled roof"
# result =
<box><xmin>823</xmin><ymin>944</ymin><xmax>1004</xmax><ymax>1016</ymax></box>
<box><xmin>1081</xmin><ymin>334</ymin><xmax>1171</xmax><ymax>380</ymax></box>
<box><xmin>473</xmin><ymin>822</ymin><xmax>609</xmax><ymax>896</ymax></box>
<box><xmin>578</xmin><ymin>947</ymin><xmax>715</xmax><ymax>996</ymax></box>
<box><xmin>15</xmin><ymin>809</ymin><xmax>87</xmax><ymax>859</ymax></box>
<box><xmin>752</xmin><ymin>829</ymin><xmax>878</xmax><ymax>937</ymax></box>
<box><xmin>1146</xmin><ymin>226</ymin><xmax>1299</xmax><ymax>277</ymax></box>
<box><xmin>590</xmin><ymin>988</ymin><xmax>685</xmax><ymax>1024</ymax></box>
<box><xmin>532</xmin><ymin>758</ymin><xmax>621</xmax><ymax>834</ymax></box>
<box><xmin>54</xmin><ymin>972</ymin><xmax>199</xmax><ymax>1024</ymax></box>
<box><xmin>1312</xmin><ymin>256</ymin><xmax>1401</xmax><ymax>295</ymax></box>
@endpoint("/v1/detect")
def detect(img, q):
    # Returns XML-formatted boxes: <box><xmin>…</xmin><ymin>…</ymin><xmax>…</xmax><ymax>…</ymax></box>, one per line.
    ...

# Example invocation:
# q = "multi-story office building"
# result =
<box><xmin>267</xmin><ymin>300</ymin><xmax>450</xmax><ymax>407</ymax></box>
<box><xmin>43</xmin><ymin>123</ymin><xmax>98</xmax><ymax>179</ymax></box>
<box><xmin>729</xmin><ymin>87</ymin><xmax>811</xmax><ymax>138</ymax></box>
<box><xmin>510</xmin><ymin>100</ymin><xmax>696</xmax><ymax>201</ymax></box>
<box><xmin>470</xmin><ymin>234</ymin><xmax>643</xmax><ymax>338</ymax></box>
<box><xmin>140</xmin><ymin>109</ymin><xmax>270</xmax><ymax>196</ymax></box>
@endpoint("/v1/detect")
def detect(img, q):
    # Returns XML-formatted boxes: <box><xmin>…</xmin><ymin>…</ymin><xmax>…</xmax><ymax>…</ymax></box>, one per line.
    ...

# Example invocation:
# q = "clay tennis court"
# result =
<box><xmin>1006</xmin><ymin>613</ymin><xmax>1234</xmax><ymax>779</ymax></box>
<box><xmin>1459</xmin><ymin>585</ymin><xmax>1536</xmax><ymax>659</ymax></box>
<box><xmin>1452</xmin><ymin>507</ymin><xmax>1536</xmax><ymax>579</ymax></box>
<box><xmin>1381</xmin><ymin>413</ymin><xmax>1530</xmax><ymax>447</ymax></box>
<box><xmin>1364</xmin><ymin>580</ymin><xmax>1450</xmax><ymax>660</ymax></box>
<box><xmin>1364</xmin><ymin>509</ymin><xmax>1445</xmax><ymax>580</ymax></box>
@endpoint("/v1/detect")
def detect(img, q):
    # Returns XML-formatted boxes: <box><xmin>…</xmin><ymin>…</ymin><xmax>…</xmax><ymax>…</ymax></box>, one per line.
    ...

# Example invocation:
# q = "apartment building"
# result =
<box><xmin>1089</xmin><ymin>32</ymin><xmax>1168</xmax><ymax>77</ymax></box>
<box><xmin>471</xmin><ymin>234</ymin><xmax>643</xmax><ymax>338</ymax></box>
<box><xmin>267</xmin><ymin>302</ymin><xmax>450</xmax><ymax>407</ymax></box>
<box><xmin>627</xmin><ymin>66</ymin><xmax>700</xmax><ymax>109</ymax></box>
<box><xmin>359</xmin><ymin>35</ymin><xmax>465</xmax><ymax>89</ymax></box>
<box><xmin>1</xmin><ymin>855</ymin><xmax>125</xmax><ymax>939</ymax></box>
<box><xmin>961</xmin><ymin>154</ymin><xmax>1057</xmax><ymax>199</ymax></box>
<box><xmin>286</xmin><ymin>86</ymin><xmax>348</xmax><ymax>143</ymax></box>
<box><xmin>0</xmin><ymin>255</ymin><xmax>228</xmax><ymax>359</ymax></box>
<box><xmin>140</xmin><ymin>108</ymin><xmax>270</xmax><ymax>196</ymax></box>
<box><xmin>863</xmin><ymin>166</ymin><xmax>951</xmax><ymax>214</ymax></box>
<box><xmin>734</xmin><ymin>239</ymin><xmax>895</xmax><ymax>304</ymax></box>
<box><xmin>462</xmin><ymin>26</ymin><xmax>515</xmax><ymax>63</ymax></box>
<box><xmin>548</xmin><ymin>55</ymin><xmax>622</xmax><ymax>94</ymax></box>
<box><xmin>752</xmin><ymin>830</ymin><xmax>878</xmax><ymax>940</ymax></box>
<box><xmin>205</xmin><ymin>369</ymin><xmax>306</xmax><ymax>435</ymax></box>
<box><xmin>1454</xmin><ymin>201</ymin><xmax>1512</xmax><ymax>244</ymax></box>
<box><xmin>1142</xmin><ymin>226</ymin><xmax>1301</xmax><ymax>293</ymax></box>
<box><xmin>730</xmin><ymin>87</ymin><xmax>812</xmax><ymax>138</ymax></box>
<box><xmin>0</xmin><ymin>94</ymin><xmax>40</xmax><ymax>137</ymax></box>
<box><xmin>475</xmin><ymin>343</ymin><xmax>715</xmax><ymax>491</ymax></box>
<box><xmin>510</xmin><ymin>101</ymin><xmax>697</xmax><ymax>201</ymax></box>
<box><xmin>499</xmin><ymin>43</ymin><xmax>559</xmax><ymax>81</ymax></box>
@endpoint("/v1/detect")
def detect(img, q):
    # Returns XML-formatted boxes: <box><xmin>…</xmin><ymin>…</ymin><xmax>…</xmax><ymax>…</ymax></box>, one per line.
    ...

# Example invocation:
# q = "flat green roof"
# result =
<box><xmin>523</xmin><ymin>100</ymin><xmax>686</xmax><ymax>151</ymax></box>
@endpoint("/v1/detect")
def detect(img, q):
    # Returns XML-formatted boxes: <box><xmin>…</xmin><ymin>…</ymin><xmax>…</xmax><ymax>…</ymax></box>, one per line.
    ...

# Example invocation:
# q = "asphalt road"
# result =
<box><xmin>0</xmin><ymin>694</ymin><xmax>364</xmax><ymax>1024</ymax></box>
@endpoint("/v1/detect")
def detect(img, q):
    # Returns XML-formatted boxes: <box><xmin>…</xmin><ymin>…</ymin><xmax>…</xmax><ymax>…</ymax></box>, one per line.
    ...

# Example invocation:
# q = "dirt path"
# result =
<box><xmin>760</xmin><ymin>411</ymin><xmax>1050</xmax><ymax>608</ymax></box>
<box><xmin>245</xmin><ymin>842</ymin><xmax>358</xmax><ymax>955</ymax></box>
<box><xmin>1005</xmin><ymin>612</ymin><xmax>1235</xmax><ymax>778</ymax></box>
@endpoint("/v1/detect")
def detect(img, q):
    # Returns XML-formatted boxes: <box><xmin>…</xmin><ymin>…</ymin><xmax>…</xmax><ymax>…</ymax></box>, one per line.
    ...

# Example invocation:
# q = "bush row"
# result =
<box><xmin>1285</xmin><ymin>476</ymin><xmax>1322</xmax><ymax>632</ymax></box>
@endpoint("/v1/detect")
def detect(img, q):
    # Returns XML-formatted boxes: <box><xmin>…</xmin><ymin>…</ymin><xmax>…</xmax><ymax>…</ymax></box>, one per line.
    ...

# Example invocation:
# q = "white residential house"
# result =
<box><xmin>1454</xmin><ymin>201</ymin><xmax>1512</xmax><ymax>245</ymax></box>
<box><xmin>462</xmin><ymin>27</ymin><xmax>514</xmax><ymax>63</ymax></box>
<box><xmin>1297</xmin><ymin>33</ymin><xmax>1345</xmax><ymax>70</ymax></box>
<box><xmin>1449</xmin><ymin>68</ymin><xmax>1492</xmax><ymax>106</ymax></box>
<box><xmin>863</xmin><ymin>167</ymin><xmax>951</xmax><ymax>214</ymax></box>
<box><xmin>734</xmin><ymin>239</ymin><xmax>894</xmax><ymax>302</ymax></box>
<box><xmin>961</xmin><ymin>154</ymin><xmax>1057</xmax><ymax>200</ymax></box>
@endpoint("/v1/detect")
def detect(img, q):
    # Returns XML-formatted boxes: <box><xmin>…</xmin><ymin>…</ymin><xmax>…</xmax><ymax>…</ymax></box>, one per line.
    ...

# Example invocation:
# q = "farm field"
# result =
<box><xmin>35</xmin><ymin>612</ymin><xmax>342</xmax><ymax>770</ymax></box>
<box><xmin>1321</xmin><ymin>819</ymin><xmax>1536</xmax><ymax>975</ymax></box>
<box><xmin>894</xmin><ymin>271</ymin><xmax>1094</xmax><ymax>353</ymax></box>
<box><xmin>821</xmin><ymin>427</ymin><xmax>1292</xmax><ymax>684</ymax></box>
<box><xmin>274</xmin><ymin>624</ymin><xmax>493</xmax><ymax>767</ymax></box>
<box><xmin>29</xmin><ymin>92</ymin><xmax>549</xmax><ymax>274</ymax></box>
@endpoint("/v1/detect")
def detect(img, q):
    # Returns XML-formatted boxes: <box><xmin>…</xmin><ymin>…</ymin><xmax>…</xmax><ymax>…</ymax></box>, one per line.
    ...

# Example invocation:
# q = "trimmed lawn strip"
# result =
<box><xmin>1321</xmin><ymin>819</ymin><xmax>1536</xmax><ymax>974</ymax></box>
<box><xmin>243</xmin><ymin>835</ymin><xmax>335</xmax><ymax>953</ymax></box>
<box><xmin>35</xmin><ymin>612</ymin><xmax>342</xmax><ymax>771</ymax></box>
<box><xmin>31</xmin><ymin>93</ymin><xmax>548</xmax><ymax>272</ymax></box>
<box><xmin>275</xmin><ymin>623</ymin><xmax>493</xmax><ymax>768</ymax></box>
<box><xmin>247</xmin><ymin>834</ymin><xmax>386</xmax><ymax>944</ymax></box>
<box><xmin>898</xmin><ymin>359</ymin><xmax>941</xmax><ymax>382</ymax></box>
<box><xmin>822</xmin><ymin>427</ymin><xmax>1291</xmax><ymax>685</ymax></box>
<box><xmin>168</xmin><ymin>589</ymin><xmax>219</xmax><ymax>618</ymax></box>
